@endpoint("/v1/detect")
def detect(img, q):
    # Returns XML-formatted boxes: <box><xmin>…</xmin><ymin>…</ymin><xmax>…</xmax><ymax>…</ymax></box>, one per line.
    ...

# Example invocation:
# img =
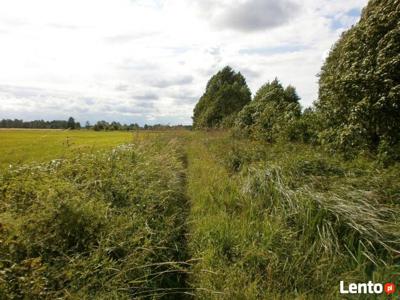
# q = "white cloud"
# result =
<box><xmin>0</xmin><ymin>0</ymin><xmax>368</xmax><ymax>124</ymax></box>
<box><xmin>192</xmin><ymin>0</ymin><xmax>300</xmax><ymax>32</ymax></box>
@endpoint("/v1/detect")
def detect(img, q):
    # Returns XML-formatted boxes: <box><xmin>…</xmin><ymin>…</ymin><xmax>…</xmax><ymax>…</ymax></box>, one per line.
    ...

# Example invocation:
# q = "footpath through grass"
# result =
<box><xmin>1</xmin><ymin>130</ymin><xmax>400</xmax><ymax>299</ymax></box>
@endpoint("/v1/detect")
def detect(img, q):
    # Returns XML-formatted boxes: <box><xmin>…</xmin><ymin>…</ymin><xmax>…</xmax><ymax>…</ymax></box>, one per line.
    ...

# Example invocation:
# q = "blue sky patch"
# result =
<box><xmin>239</xmin><ymin>45</ymin><xmax>306</xmax><ymax>55</ymax></box>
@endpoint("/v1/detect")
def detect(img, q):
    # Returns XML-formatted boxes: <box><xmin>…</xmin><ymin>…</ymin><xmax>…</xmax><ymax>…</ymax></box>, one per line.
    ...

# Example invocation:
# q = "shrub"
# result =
<box><xmin>316</xmin><ymin>0</ymin><xmax>400</xmax><ymax>158</ymax></box>
<box><xmin>234</xmin><ymin>79</ymin><xmax>302</xmax><ymax>142</ymax></box>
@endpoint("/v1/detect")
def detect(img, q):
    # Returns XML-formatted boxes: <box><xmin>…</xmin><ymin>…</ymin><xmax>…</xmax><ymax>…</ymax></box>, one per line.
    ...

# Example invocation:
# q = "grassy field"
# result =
<box><xmin>0</xmin><ymin>129</ymin><xmax>134</xmax><ymax>169</ymax></box>
<box><xmin>1</xmin><ymin>130</ymin><xmax>399</xmax><ymax>299</ymax></box>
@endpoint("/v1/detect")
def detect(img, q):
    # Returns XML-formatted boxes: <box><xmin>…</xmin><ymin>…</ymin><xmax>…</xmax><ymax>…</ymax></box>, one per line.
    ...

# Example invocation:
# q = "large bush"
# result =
<box><xmin>193</xmin><ymin>66</ymin><xmax>251</xmax><ymax>129</ymax></box>
<box><xmin>235</xmin><ymin>79</ymin><xmax>302</xmax><ymax>142</ymax></box>
<box><xmin>316</xmin><ymin>0</ymin><xmax>400</xmax><ymax>158</ymax></box>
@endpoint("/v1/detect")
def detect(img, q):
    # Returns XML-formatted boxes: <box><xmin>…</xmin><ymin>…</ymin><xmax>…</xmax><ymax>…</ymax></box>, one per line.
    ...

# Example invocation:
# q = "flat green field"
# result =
<box><xmin>0</xmin><ymin>129</ymin><xmax>135</xmax><ymax>169</ymax></box>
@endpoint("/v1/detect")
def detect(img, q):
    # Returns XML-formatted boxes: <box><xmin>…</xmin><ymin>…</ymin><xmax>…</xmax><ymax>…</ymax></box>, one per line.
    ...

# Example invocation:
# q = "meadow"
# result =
<box><xmin>0</xmin><ymin>130</ymin><xmax>134</xmax><ymax>169</ymax></box>
<box><xmin>1</xmin><ymin>129</ymin><xmax>399</xmax><ymax>299</ymax></box>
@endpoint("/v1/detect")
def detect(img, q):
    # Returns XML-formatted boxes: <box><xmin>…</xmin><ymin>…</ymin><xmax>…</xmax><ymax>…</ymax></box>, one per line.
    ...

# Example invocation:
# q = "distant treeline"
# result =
<box><xmin>0</xmin><ymin>118</ymin><xmax>192</xmax><ymax>131</ymax></box>
<box><xmin>0</xmin><ymin>117</ymin><xmax>81</xmax><ymax>130</ymax></box>
<box><xmin>90</xmin><ymin>120</ymin><xmax>191</xmax><ymax>131</ymax></box>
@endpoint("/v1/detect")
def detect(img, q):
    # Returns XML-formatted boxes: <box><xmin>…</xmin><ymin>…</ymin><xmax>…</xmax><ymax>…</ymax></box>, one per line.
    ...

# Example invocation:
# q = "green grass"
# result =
<box><xmin>186</xmin><ymin>132</ymin><xmax>400</xmax><ymax>299</ymax></box>
<box><xmin>1</xmin><ymin>130</ymin><xmax>399</xmax><ymax>299</ymax></box>
<box><xmin>0</xmin><ymin>129</ymin><xmax>134</xmax><ymax>169</ymax></box>
<box><xmin>0</xmin><ymin>134</ymin><xmax>190</xmax><ymax>299</ymax></box>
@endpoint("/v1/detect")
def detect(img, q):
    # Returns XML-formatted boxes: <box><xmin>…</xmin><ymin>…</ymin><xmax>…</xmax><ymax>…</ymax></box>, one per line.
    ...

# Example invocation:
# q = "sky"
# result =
<box><xmin>0</xmin><ymin>0</ymin><xmax>368</xmax><ymax>125</ymax></box>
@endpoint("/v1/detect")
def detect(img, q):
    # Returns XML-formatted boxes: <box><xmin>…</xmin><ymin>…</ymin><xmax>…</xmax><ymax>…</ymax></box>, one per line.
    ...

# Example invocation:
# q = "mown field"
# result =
<box><xmin>1</xmin><ymin>130</ymin><xmax>399</xmax><ymax>299</ymax></box>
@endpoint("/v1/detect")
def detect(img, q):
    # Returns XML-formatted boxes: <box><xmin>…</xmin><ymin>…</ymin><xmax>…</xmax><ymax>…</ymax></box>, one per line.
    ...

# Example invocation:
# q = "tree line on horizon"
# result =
<box><xmin>0</xmin><ymin>117</ymin><xmax>191</xmax><ymax>131</ymax></box>
<box><xmin>193</xmin><ymin>0</ymin><xmax>400</xmax><ymax>163</ymax></box>
<box><xmin>0</xmin><ymin>117</ymin><xmax>81</xmax><ymax>130</ymax></box>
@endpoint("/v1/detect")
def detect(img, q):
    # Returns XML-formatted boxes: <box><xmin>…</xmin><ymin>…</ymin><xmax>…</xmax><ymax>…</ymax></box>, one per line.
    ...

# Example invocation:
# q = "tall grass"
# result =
<box><xmin>0</xmin><ymin>137</ymin><xmax>191</xmax><ymax>299</ymax></box>
<box><xmin>1</xmin><ymin>130</ymin><xmax>399</xmax><ymax>299</ymax></box>
<box><xmin>186</xmin><ymin>132</ymin><xmax>400</xmax><ymax>299</ymax></box>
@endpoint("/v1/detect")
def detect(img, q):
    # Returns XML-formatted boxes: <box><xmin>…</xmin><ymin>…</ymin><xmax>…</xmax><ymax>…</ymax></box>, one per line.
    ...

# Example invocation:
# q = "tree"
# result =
<box><xmin>110</xmin><ymin>121</ymin><xmax>122</xmax><ymax>131</ymax></box>
<box><xmin>316</xmin><ymin>0</ymin><xmax>400</xmax><ymax>158</ymax></box>
<box><xmin>128</xmin><ymin>123</ymin><xmax>140</xmax><ymax>130</ymax></box>
<box><xmin>193</xmin><ymin>66</ymin><xmax>251</xmax><ymax>129</ymax></box>
<box><xmin>235</xmin><ymin>79</ymin><xmax>302</xmax><ymax>142</ymax></box>
<box><xmin>93</xmin><ymin>121</ymin><xmax>109</xmax><ymax>131</ymax></box>
<box><xmin>67</xmin><ymin>117</ymin><xmax>76</xmax><ymax>130</ymax></box>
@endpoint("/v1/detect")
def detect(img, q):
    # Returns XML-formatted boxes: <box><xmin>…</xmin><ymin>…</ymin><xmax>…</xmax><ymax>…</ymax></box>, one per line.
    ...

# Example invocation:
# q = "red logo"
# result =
<box><xmin>384</xmin><ymin>283</ymin><xmax>396</xmax><ymax>295</ymax></box>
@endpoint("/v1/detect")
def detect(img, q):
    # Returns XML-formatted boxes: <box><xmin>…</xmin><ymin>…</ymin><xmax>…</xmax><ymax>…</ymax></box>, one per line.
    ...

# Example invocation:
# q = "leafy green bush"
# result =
<box><xmin>234</xmin><ymin>79</ymin><xmax>302</xmax><ymax>142</ymax></box>
<box><xmin>377</xmin><ymin>139</ymin><xmax>400</xmax><ymax>167</ymax></box>
<box><xmin>316</xmin><ymin>0</ymin><xmax>400</xmax><ymax>158</ymax></box>
<box><xmin>286</xmin><ymin>107</ymin><xmax>321</xmax><ymax>144</ymax></box>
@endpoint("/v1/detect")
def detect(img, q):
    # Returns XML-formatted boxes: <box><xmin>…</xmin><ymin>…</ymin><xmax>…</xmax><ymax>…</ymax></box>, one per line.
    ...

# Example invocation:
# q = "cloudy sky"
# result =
<box><xmin>0</xmin><ymin>0</ymin><xmax>368</xmax><ymax>125</ymax></box>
